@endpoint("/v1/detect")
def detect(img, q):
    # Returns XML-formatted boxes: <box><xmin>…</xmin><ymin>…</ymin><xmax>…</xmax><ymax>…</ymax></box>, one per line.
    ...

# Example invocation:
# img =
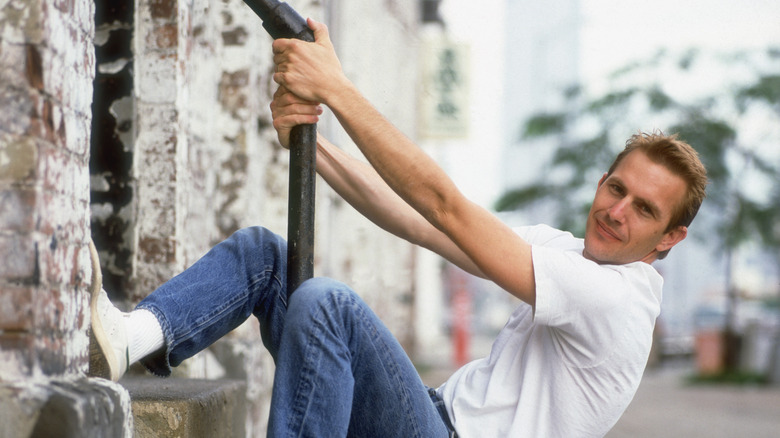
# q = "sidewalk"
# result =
<box><xmin>420</xmin><ymin>361</ymin><xmax>780</xmax><ymax>437</ymax></box>
<box><xmin>607</xmin><ymin>364</ymin><xmax>780</xmax><ymax>438</ymax></box>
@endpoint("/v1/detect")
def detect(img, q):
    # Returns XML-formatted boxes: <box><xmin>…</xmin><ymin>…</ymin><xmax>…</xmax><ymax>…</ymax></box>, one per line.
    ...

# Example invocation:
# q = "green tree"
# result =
<box><xmin>496</xmin><ymin>47</ymin><xmax>780</xmax><ymax>374</ymax></box>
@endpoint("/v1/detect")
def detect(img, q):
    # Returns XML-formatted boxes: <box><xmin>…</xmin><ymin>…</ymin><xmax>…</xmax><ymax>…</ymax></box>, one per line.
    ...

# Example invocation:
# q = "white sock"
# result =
<box><xmin>124</xmin><ymin>309</ymin><xmax>165</xmax><ymax>365</ymax></box>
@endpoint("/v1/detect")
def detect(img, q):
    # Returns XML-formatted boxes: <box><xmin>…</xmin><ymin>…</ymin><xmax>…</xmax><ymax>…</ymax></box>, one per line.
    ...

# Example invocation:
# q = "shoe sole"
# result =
<box><xmin>88</xmin><ymin>240</ymin><xmax>119</xmax><ymax>381</ymax></box>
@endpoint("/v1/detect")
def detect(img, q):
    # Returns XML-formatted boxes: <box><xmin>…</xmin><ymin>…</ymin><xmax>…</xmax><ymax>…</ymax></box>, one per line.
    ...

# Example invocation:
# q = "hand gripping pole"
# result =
<box><xmin>242</xmin><ymin>0</ymin><xmax>316</xmax><ymax>298</ymax></box>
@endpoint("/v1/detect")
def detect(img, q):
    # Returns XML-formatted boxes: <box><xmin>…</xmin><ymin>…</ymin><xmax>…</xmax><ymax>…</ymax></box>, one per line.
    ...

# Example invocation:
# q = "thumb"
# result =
<box><xmin>307</xmin><ymin>18</ymin><xmax>330</xmax><ymax>44</ymax></box>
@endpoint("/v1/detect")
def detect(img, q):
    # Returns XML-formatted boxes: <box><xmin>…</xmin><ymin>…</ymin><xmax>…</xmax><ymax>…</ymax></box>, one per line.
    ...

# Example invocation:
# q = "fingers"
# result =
<box><xmin>272</xmin><ymin>113</ymin><xmax>319</xmax><ymax>132</ymax></box>
<box><xmin>272</xmin><ymin>112</ymin><xmax>319</xmax><ymax>149</ymax></box>
<box><xmin>271</xmin><ymin>102</ymin><xmax>322</xmax><ymax>122</ymax></box>
<box><xmin>270</xmin><ymin>49</ymin><xmax>296</xmax><ymax>88</ymax></box>
<box><xmin>270</xmin><ymin>18</ymin><xmax>344</xmax><ymax>105</ymax></box>
<box><xmin>271</xmin><ymin>86</ymin><xmax>322</xmax><ymax>116</ymax></box>
<box><xmin>270</xmin><ymin>19</ymin><xmax>330</xmax><ymax>52</ymax></box>
<box><xmin>267</xmin><ymin>20</ymin><xmax>334</xmax><ymax>148</ymax></box>
<box><xmin>270</xmin><ymin>86</ymin><xmax>322</xmax><ymax>148</ymax></box>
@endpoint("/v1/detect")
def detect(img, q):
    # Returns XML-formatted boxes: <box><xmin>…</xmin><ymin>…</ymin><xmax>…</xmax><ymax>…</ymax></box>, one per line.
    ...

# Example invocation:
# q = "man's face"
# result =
<box><xmin>583</xmin><ymin>150</ymin><xmax>688</xmax><ymax>265</ymax></box>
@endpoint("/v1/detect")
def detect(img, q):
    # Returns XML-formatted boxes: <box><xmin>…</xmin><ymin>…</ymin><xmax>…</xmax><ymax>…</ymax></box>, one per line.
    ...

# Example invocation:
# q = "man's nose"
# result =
<box><xmin>607</xmin><ymin>198</ymin><xmax>630</xmax><ymax>222</ymax></box>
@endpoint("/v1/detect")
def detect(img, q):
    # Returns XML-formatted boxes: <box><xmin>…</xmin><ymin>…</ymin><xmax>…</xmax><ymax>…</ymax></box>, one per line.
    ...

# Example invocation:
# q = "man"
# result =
<box><xmin>90</xmin><ymin>18</ymin><xmax>707</xmax><ymax>437</ymax></box>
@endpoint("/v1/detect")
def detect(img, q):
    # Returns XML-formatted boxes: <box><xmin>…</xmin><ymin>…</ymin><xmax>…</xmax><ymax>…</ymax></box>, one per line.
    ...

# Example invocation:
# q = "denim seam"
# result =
<box><xmin>337</xmin><ymin>289</ymin><xmax>424</xmax><ymax>438</ymax></box>
<box><xmin>355</xmin><ymin>297</ymin><xmax>424</xmax><ymax>438</ymax></box>
<box><xmin>168</xmin><ymin>268</ymin><xmax>272</xmax><ymax>353</ymax></box>
<box><xmin>429</xmin><ymin>388</ymin><xmax>458</xmax><ymax>437</ymax></box>
<box><xmin>287</xmin><ymin>304</ymin><xmax>326</xmax><ymax>437</ymax></box>
<box><xmin>140</xmin><ymin>266</ymin><xmax>278</xmax><ymax>376</ymax></box>
<box><xmin>268</xmin><ymin>268</ymin><xmax>287</xmax><ymax>308</ymax></box>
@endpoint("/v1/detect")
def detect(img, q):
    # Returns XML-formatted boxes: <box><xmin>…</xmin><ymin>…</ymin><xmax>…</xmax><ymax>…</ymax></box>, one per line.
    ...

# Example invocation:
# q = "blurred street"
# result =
<box><xmin>607</xmin><ymin>363</ymin><xmax>780</xmax><ymax>438</ymax></box>
<box><xmin>421</xmin><ymin>361</ymin><xmax>780</xmax><ymax>437</ymax></box>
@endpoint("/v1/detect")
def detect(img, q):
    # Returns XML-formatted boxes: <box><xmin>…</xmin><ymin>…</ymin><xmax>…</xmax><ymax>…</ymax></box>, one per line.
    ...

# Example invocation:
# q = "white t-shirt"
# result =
<box><xmin>437</xmin><ymin>225</ymin><xmax>663</xmax><ymax>437</ymax></box>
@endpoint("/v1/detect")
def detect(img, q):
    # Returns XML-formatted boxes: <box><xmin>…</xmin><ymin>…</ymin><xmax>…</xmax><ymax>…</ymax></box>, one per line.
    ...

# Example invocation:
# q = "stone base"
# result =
<box><xmin>0</xmin><ymin>378</ymin><xmax>132</xmax><ymax>438</ymax></box>
<box><xmin>123</xmin><ymin>377</ymin><xmax>246</xmax><ymax>438</ymax></box>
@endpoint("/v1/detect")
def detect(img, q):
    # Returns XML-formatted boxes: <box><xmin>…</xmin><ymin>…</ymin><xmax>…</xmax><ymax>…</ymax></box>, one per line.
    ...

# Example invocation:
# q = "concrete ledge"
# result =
<box><xmin>123</xmin><ymin>377</ymin><xmax>246</xmax><ymax>438</ymax></box>
<box><xmin>0</xmin><ymin>378</ymin><xmax>133</xmax><ymax>438</ymax></box>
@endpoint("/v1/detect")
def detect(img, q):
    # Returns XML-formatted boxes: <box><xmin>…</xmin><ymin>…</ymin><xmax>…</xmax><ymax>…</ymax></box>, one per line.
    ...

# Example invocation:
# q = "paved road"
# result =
<box><xmin>422</xmin><ymin>363</ymin><xmax>780</xmax><ymax>437</ymax></box>
<box><xmin>607</xmin><ymin>366</ymin><xmax>780</xmax><ymax>438</ymax></box>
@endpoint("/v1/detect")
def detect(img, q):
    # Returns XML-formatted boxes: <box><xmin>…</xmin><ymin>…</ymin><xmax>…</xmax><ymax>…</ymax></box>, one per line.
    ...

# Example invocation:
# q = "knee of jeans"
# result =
<box><xmin>230</xmin><ymin>227</ymin><xmax>285</xmax><ymax>254</ymax></box>
<box><xmin>288</xmin><ymin>277</ymin><xmax>355</xmax><ymax>316</ymax></box>
<box><xmin>231</xmin><ymin>226</ymin><xmax>270</xmax><ymax>246</ymax></box>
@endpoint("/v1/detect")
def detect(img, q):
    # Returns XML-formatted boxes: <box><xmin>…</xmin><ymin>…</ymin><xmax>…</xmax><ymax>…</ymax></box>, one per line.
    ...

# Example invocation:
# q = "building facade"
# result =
<box><xmin>1</xmin><ymin>0</ymin><xmax>427</xmax><ymax>435</ymax></box>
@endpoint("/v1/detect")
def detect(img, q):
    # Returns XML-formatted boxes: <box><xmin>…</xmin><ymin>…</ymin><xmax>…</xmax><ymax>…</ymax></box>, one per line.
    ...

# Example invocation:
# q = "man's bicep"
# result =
<box><xmin>441</xmin><ymin>201</ymin><xmax>537</xmax><ymax>305</ymax></box>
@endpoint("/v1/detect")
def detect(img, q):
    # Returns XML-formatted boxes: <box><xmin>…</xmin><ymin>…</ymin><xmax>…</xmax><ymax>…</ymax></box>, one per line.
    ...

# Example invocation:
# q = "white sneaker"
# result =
<box><xmin>89</xmin><ymin>288</ymin><xmax>130</xmax><ymax>381</ymax></box>
<box><xmin>88</xmin><ymin>240</ymin><xmax>129</xmax><ymax>382</ymax></box>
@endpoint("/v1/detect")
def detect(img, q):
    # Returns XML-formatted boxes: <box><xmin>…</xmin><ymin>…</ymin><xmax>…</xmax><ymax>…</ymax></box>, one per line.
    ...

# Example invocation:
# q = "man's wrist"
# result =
<box><xmin>322</xmin><ymin>77</ymin><xmax>359</xmax><ymax>111</ymax></box>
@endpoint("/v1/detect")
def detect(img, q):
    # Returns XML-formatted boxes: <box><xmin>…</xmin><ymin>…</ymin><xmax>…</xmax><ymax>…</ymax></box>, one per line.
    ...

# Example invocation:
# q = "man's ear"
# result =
<box><xmin>656</xmin><ymin>226</ymin><xmax>687</xmax><ymax>252</ymax></box>
<box><xmin>597</xmin><ymin>172</ymin><xmax>608</xmax><ymax>188</ymax></box>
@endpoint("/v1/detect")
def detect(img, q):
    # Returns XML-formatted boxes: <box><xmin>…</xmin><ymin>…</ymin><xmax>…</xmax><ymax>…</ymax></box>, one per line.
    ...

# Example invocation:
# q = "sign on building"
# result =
<box><xmin>419</xmin><ymin>37</ymin><xmax>470</xmax><ymax>140</ymax></box>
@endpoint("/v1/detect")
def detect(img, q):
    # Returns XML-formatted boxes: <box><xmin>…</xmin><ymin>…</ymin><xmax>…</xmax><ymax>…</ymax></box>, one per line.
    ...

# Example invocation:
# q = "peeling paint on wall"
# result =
<box><xmin>0</xmin><ymin>136</ymin><xmax>37</xmax><ymax>181</ymax></box>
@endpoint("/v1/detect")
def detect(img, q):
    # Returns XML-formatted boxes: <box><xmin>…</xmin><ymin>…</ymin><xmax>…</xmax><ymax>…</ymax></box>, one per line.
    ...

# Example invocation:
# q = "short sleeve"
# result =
<box><xmin>532</xmin><ymin>244</ymin><xmax>659</xmax><ymax>366</ymax></box>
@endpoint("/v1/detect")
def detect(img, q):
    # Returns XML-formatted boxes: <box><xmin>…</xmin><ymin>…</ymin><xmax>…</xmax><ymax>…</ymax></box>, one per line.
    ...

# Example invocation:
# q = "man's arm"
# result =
<box><xmin>316</xmin><ymin>134</ymin><xmax>486</xmax><ymax>278</ymax></box>
<box><xmin>270</xmin><ymin>87</ymin><xmax>485</xmax><ymax>277</ymax></box>
<box><xmin>272</xmin><ymin>19</ymin><xmax>536</xmax><ymax>305</ymax></box>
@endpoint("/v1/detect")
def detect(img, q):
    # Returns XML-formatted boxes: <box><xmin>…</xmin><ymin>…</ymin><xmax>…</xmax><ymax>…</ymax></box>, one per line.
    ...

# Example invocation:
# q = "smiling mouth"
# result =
<box><xmin>596</xmin><ymin>219</ymin><xmax>622</xmax><ymax>241</ymax></box>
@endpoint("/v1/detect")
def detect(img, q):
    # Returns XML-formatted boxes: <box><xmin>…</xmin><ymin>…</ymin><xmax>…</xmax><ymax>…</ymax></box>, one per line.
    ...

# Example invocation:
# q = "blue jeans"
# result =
<box><xmin>136</xmin><ymin>227</ymin><xmax>455</xmax><ymax>437</ymax></box>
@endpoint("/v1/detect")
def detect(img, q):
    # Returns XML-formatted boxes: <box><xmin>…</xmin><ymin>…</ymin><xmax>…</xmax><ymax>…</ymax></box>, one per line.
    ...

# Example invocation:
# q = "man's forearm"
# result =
<box><xmin>323</xmin><ymin>83</ymin><xmax>464</xmax><ymax>233</ymax></box>
<box><xmin>315</xmin><ymin>134</ymin><xmax>422</xmax><ymax>241</ymax></box>
<box><xmin>315</xmin><ymin>135</ymin><xmax>485</xmax><ymax>277</ymax></box>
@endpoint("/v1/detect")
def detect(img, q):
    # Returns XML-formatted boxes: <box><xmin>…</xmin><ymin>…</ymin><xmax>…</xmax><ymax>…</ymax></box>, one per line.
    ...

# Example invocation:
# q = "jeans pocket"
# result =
<box><xmin>427</xmin><ymin>387</ymin><xmax>459</xmax><ymax>438</ymax></box>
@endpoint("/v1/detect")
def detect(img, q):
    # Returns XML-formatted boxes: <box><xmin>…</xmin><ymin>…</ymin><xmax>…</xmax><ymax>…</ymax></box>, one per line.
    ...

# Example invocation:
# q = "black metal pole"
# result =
<box><xmin>242</xmin><ymin>0</ymin><xmax>316</xmax><ymax>297</ymax></box>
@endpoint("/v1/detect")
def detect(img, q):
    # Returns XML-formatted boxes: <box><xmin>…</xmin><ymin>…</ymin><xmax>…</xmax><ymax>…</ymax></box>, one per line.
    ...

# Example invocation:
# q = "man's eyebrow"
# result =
<box><xmin>608</xmin><ymin>175</ymin><xmax>662</xmax><ymax>218</ymax></box>
<box><xmin>606</xmin><ymin>175</ymin><xmax>626</xmax><ymax>190</ymax></box>
<box><xmin>637</xmin><ymin>197</ymin><xmax>662</xmax><ymax>218</ymax></box>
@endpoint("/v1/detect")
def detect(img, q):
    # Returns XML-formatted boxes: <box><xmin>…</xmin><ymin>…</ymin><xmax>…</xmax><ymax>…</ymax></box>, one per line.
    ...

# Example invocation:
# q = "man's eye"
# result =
<box><xmin>609</xmin><ymin>184</ymin><xmax>623</xmax><ymax>195</ymax></box>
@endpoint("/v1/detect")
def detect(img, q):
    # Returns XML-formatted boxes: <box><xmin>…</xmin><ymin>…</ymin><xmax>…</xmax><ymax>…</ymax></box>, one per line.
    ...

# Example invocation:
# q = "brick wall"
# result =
<box><xmin>0</xmin><ymin>0</ymin><xmax>95</xmax><ymax>380</ymax></box>
<box><xmin>0</xmin><ymin>1</ymin><xmax>134</xmax><ymax>435</ymax></box>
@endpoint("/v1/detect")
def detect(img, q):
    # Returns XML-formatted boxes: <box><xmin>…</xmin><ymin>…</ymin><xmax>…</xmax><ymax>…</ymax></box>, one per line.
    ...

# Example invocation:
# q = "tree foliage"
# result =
<box><xmin>496</xmin><ymin>47</ymin><xmax>780</xmax><ymax>253</ymax></box>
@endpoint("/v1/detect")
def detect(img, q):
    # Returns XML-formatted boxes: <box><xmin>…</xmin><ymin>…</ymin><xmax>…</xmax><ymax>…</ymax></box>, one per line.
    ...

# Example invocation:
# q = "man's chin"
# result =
<box><xmin>583</xmin><ymin>248</ymin><xmax>603</xmax><ymax>263</ymax></box>
<box><xmin>583</xmin><ymin>244</ymin><xmax>617</xmax><ymax>265</ymax></box>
